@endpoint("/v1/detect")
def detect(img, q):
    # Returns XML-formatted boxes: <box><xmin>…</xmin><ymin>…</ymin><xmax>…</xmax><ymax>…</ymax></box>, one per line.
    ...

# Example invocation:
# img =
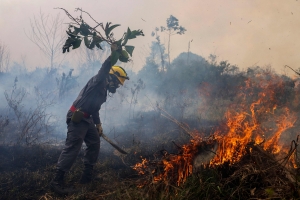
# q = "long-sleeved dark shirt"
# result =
<box><xmin>66</xmin><ymin>56</ymin><xmax>111</xmax><ymax>124</ymax></box>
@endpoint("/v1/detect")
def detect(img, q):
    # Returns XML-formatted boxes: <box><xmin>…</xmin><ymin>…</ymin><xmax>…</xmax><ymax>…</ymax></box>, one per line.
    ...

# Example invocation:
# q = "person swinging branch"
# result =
<box><xmin>50</xmin><ymin>43</ymin><xmax>129</xmax><ymax>195</ymax></box>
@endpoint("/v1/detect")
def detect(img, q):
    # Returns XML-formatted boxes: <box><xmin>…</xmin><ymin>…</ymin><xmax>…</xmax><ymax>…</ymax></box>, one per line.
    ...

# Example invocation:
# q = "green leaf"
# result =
<box><xmin>62</xmin><ymin>37</ymin><xmax>76</xmax><ymax>53</ymax></box>
<box><xmin>73</xmin><ymin>27</ymin><xmax>81</xmax><ymax>35</ymax></box>
<box><xmin>111</xmin><ymin>51</ymin><xmax>120</xmax><ymax>66</ymax></box>
<box><xmin>121</xmin><ymin>50</ymin><xmax>129</xmax><ymax>58</ymax></box>
<box><xmin>105</xmin><ymin>24</ymin><xmax>120</xmax><ymax>37</ymax></box>
<box><xmin>121</xmin><ymin>36</ymin><xmax>128</xmax><ymax>46</ymax></box>
<box><xmin>66</xmin><ymin>37</ymin><xmax>76</xmax><ymax>44</ymax></box>
<box><xmin>72</xmin><ymin>39</ymin><xmax>82</xmax><ymax>49</ymax></box>
<box><xmin>105</xmin><ymin>22</ymin><xmax>111</xmax><ymax>31</ymax></box>
<box><xmin>80</xmin><ymin>23</ymin><xmax>91</xmax><ymax>36</ymax></box>
<box><xmin>93</xmin><ymin>35</ymin><xmax>103</xmax><ymax>43</ymax></box>
<box><xmin>122</xmin><ymin>27</ymin><xmax>131</xmax><ymax>46</ymax></box>
<box><xmin>84</xmin><ymin>37</ymin><xmax>90</xmax><ymax>48</ymax></box>
<box><xmin>128</xmin><ymin>29</ymin><xmax>144</xmax><ymax>39</ymax></box>
<box><xmin>66</xmin><ymin>31</ymin><xmax>76</xmax><ymax>38</ymax></box>
<box><xmin>125</xmin><ymin>45</ymin><xmax>135</xmax><ymax>57</ymax></box>
<box><xmin>115</xmin><ymin>39</ymin><xmax>122</xmax><ymax>46</ymax></box>
<box><xmin>119</xmin><ymin>54</ymin><xmax>129</xmax><ymax>63</ymax></box>
<box><xmin>127</xmin><ymin>32</ymin><xmax>136</xmax><ymax>39</ymax></box>
<box><xmin>63</xmin><ymin>42</ymin><xmax>71</xmax><ymax>53</ymax></box>
<box><xmin>92</xmin><ymin>35</ymin><xmax>103</xmax><ymax>49</ymax></box>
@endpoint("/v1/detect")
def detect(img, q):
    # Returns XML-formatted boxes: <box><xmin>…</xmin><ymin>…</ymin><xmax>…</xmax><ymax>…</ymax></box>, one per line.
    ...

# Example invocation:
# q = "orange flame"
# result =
<box><xmin>133</xmin><ymin>157</ymin><xmax>148</xmax><ymax>175</ymax></box>
<box><xmin>210</xmin><ymin>75</ymin><xmax>297</xmax><ymax>166</ymax></box>
<box><xmin>133</xmin><ymin>73</ymin><xmax>299</xmax><ymax>186</ymax></box>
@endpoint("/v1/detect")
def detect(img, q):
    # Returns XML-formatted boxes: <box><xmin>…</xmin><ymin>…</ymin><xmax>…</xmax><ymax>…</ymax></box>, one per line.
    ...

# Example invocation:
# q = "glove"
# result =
<box><xmin>96</xmin><ymin>123</ymin><xmax>103</xmax><ymax>136</ymax></box>
<box><xmin>111</xmin><ymin>43</ymin><xmax>120</xmax><ymax>52</ymax></box>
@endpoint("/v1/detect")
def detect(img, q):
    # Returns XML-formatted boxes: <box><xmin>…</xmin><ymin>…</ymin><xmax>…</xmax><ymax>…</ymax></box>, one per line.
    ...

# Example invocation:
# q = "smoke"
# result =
<box><xmin>0</xmin><ymin>36</ymin><xmax>298</xmax><ymax>159</ymax></box>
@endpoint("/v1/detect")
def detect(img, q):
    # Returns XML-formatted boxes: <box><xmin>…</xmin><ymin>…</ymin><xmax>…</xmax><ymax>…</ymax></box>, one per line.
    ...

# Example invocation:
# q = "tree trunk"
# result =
<box><xmin>168</xmin><ymin>30</ymin><xmax>171</xmax><ymax>68</ymax></box>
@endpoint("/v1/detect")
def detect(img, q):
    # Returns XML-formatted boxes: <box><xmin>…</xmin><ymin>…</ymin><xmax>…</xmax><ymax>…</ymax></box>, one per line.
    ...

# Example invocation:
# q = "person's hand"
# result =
<box><xmin>96</xmin><ymin>123</ymin><xmax>103</xmax><ymax>136</ymax></box>
<box><xmin>111</xmin><ymin>43</ymin><xmax>119</xmax><ymax>52</ymax></box>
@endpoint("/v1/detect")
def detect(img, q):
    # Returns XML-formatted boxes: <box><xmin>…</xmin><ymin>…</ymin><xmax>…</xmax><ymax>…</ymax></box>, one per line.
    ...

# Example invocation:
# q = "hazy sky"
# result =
<box><xmin>1</xmin><ymin>0</ymin><xmax>300</xmax><ymax>75</ymax></box>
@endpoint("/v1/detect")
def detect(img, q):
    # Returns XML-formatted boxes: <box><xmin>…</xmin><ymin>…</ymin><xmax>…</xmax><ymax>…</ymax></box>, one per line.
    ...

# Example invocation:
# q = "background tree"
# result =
<box><xmin>56</xmin><ymin>69</ymin><xmax>77</xmax><ymax>99</ymax></box>
<box><xmin>187</xmin><ymin>39</ymin><xmax>193</xmax><ymax>65</ymax></box>
<box><xmin>0</xmin><ymin>41</ymin><xmax>10</xmax><ymax>73</ymax></box>
<box><xmin>151</xmin><ymin>28</ymin><xmax>168</xmax><ymax>72</ymax></box>
<box><xmin>25</xmin><ymin>10</ymin><xmax>65</xmax><ymax>69</ymax></box>
<box><xmin>160</xmin><ymin>15</ymin><xmax>186</xmax><ymax>67</ymax></box>
<box><xmin>4</xmin><ymin>77</ymin><xmax>56</xmax><ymax>145</ymax></box>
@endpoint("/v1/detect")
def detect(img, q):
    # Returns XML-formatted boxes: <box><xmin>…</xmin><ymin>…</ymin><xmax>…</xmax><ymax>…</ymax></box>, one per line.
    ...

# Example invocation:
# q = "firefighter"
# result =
<box><xmin>50</xmin><ymin>44</ymin><xmax>129</xmax><ymax>194</ymax></box>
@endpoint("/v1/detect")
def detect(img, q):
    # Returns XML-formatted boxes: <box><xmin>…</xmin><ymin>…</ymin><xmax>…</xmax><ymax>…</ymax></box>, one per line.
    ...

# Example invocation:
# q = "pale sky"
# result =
<box><xmin>1</xmin><ymin>0</ymin><xmax>300</xmax><ymax>76</ymax></box>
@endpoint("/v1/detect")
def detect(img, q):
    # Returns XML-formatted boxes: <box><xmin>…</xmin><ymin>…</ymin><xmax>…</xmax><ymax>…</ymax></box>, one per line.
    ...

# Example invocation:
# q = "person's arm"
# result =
<box><xmin>95</xmin><ymin>43</ymin><xmax>119</xmax><ymax>81</ymax></box>
<box><xmin>92</xmin><ymin>111</ymin><xmax>100</xmax><ymax>125</ymax></box>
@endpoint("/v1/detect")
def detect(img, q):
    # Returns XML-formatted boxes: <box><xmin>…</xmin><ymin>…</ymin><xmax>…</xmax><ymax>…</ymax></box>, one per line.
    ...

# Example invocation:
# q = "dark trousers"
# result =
<box><xmin>57</xmin><ymin>120</ymin><xmax>100</xmax><ymax>172</ymax></box>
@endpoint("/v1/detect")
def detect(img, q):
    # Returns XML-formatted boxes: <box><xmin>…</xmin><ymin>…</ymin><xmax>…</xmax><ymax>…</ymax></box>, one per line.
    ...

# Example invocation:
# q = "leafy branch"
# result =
<box><xmin>55</xmin><ymin>7</ymin><xmax>144</xmax><ymax>66</ymax></box>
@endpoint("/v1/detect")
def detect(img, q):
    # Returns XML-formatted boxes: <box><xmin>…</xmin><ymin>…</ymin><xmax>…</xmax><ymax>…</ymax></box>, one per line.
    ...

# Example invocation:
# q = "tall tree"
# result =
<box><xmin>151</xmin><ymin>28</ymin><xmax>168</xmax><ymax>72</ymax></box>
<box><xmin>0</xmin><ymin>41</ymin><xmax>10</xmax><ymax>72</ymax></box>
<box><xmin>160</xmin><ymin>15</ymin><xmax>186</xmax><ymax>67</ymax></box>
<box><xmin>25</xmin><ymin>10</ymin><xmax>65</xmax><ymax>69</ymax></box>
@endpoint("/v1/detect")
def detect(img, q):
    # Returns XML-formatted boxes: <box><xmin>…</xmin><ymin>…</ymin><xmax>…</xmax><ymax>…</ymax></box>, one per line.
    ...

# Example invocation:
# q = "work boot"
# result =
<box><xmin>50</xmin><ymin>169</ymin><xmax>68</xmax><ymax>195</ymax></box>
<box><xmin>80</xmin><ymin>165</ymin><xmax>93</xmax><ymax>184</ymax></box>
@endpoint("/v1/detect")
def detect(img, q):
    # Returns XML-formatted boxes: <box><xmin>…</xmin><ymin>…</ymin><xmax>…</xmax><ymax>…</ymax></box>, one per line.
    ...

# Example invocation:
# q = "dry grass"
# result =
<box><xmin>1</xmin><ymin>132</ymin><xmax>300</xmax><ymax>200</ymax></box>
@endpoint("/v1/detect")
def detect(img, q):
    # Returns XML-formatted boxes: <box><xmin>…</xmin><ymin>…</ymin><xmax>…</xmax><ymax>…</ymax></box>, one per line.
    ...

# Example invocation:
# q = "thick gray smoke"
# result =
<box><xmin>0</xmin><ymin>39</ymin><xmax>206</xmax><ymax>149</ymax></box>
<box><xmin>1</xmin><ymin>38</ymin><xmax>297</xmax><ymax>156</ymax></box>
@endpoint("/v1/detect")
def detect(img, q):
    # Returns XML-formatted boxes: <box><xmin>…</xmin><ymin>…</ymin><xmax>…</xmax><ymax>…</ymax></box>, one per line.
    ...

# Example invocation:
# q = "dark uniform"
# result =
<box><xmin>56</xmin><ymin>56</ymin><xmax>111</xmax><ymax>172</ymax></box>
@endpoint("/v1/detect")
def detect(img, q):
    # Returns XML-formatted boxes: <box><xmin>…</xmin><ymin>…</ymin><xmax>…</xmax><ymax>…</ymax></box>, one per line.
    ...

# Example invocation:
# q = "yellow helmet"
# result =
<box><xmin>109</xmin><ymin>66</ymin><xmax>129</xmax><ymax>85</ymax></box>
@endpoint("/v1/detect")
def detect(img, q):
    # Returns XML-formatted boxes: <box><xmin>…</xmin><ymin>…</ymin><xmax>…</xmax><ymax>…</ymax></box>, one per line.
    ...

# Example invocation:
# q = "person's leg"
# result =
<box><xmin>80</xmin><ymin>123</ymin><xmax>100</xmax><ymax>183</ymax></box>
<box><xmin>51</xmin><ymin>121</ymin><xmax>89</xmax><ymax>192</ymax></box>
<box><xmin>57</xmin><ymin>121</ymin><xmax>90</xmax><ymax>170</ymax></box>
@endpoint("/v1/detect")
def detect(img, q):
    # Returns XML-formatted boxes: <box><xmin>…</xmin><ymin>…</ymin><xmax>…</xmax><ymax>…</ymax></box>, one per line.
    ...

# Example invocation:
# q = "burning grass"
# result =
<box><xmin>132</xmin><ymin>135</ymin><xmax>300</xmax><ymax>199</ymax></box>
<box><xmin>131</xmin><ymin>72</ymin><xmax>300</xmax><ymax>199</ymax></box>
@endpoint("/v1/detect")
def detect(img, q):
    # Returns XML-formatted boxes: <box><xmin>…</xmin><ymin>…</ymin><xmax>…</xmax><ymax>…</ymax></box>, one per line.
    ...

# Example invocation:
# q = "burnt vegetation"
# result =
<box><xmin>1</xmin><ymin>12</ymin><xmax>300</xmax><ymax>200</ymax></box>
